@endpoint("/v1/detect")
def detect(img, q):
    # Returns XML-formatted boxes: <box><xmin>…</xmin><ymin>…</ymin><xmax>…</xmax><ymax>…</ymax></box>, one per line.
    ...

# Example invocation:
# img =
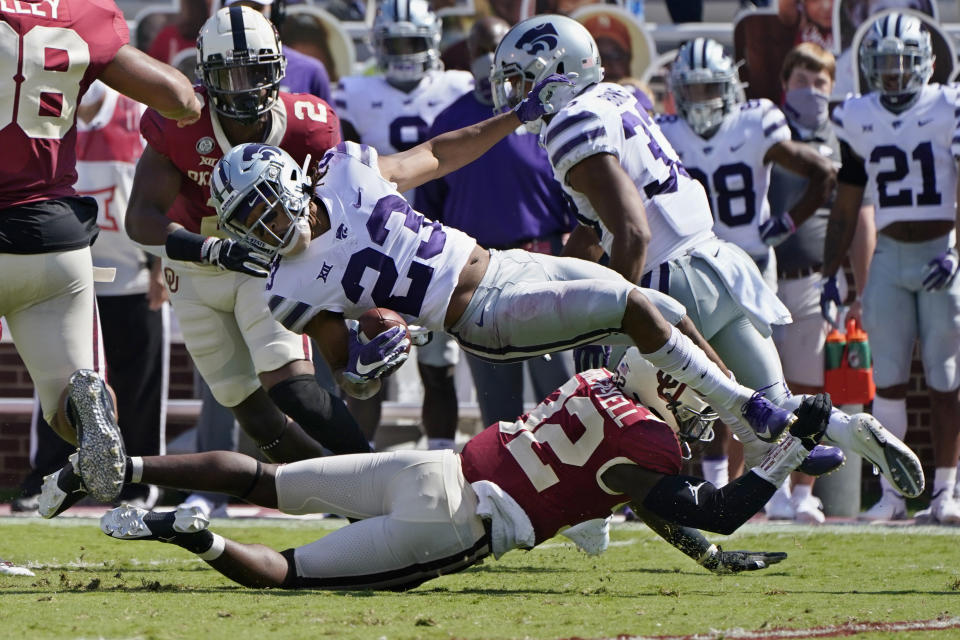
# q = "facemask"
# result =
<box><xmin>278</xmin><ymin>217</ymin><xmax>312</xmax><ymax>256</ymax></box>
<box><xmin>471</xmin><ymin>53</ymin><xmax>496</xmax><ymax>105</ymax></box>
<box><xmin>783</xmin><ymin>86</ymin><xmax>829</xmax><ymax>131</ymax></box>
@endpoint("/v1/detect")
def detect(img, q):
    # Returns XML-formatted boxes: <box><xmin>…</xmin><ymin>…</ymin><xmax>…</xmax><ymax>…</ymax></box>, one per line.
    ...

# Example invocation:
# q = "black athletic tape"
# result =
<box><xmin>165</xmin><ymin>228</ymin><xmax>208</xmax><ymax>262</ymax></box>
<box><xmin>642</xmin><ymin>472</ymin><xmax>775</xmax><ymax>535</ymax></box>
<box><xmin>239</xmin><ymin>460</ymin><xmax>263</xmax><ymax>501</ymax></box>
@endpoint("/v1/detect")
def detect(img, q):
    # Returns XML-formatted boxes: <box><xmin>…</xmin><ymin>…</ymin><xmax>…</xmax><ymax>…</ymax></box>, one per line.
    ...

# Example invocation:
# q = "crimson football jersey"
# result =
<box><xmin>140</xmin><ymin>88</ymin><xmax>340</xmax><ymax>234</ymax></box>
<box><xmin>459</xmin><ymin>369</ymin><xmax>683</xmax><ymax>543</ymax></box>
<box><xmin>0</xmin><ymin>0</ymin><xmax>130</xmax><ymax>209</ymax></box>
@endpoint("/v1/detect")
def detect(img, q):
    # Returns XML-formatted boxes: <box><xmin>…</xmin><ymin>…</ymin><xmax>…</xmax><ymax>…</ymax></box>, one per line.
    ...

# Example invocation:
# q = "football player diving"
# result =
<box><xmin>95</xmin><ymin>370</ymin><xmax>839</xmax><ymax>589</ymax></box>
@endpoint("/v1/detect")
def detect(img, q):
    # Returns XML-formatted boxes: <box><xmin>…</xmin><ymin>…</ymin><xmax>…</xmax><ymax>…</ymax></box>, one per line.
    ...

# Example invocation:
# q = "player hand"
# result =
<box><xmin>921</xmin><ymin>247</ymin><xmax>959</xmax><ymax>291</ymax></box>
<box><xmin>513</xmin><ymin>73</ymin><xmax>575</xmax><ymax>123</ymax></box>
<box><xmin>344</xmin><ymin>327</ymin><xmax>410</xmax><ymax>384</ymax></box>
<box><xmin>759</xmin><ymin>212</ymin><xmax>796</xmax><ymax>247</ymax></box>
<box><xmin>573</xmin><ymin>344</ymin><xmax>611</xmax><ymax>372</ymax></box>
<box><xmin>818</xmin><ymin>275</ymin><xmax>842</xmax><ymax>328</ymax></box>
<box><xmin>201</xmin><ymin>238</ymin><xmax>272</xmax><ymax>278</ymax></box>
<box><xmin>701</xmin><ymin>547</ymin><xmax>788</xmax><ymax>574</ymax></box>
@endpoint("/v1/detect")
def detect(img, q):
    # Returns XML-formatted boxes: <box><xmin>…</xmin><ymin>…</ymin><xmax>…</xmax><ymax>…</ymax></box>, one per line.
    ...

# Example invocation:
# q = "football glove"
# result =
<box><xmin>699</xmin><ymin>545</ymin><xmax>788</xmax><ymax>574</ymax></box>
<box><xmin>818</xmin><ymin>275</ymin><xmax>842</xmax><ymax>328</ymax></box>
<box><xmin>759</xmin><ymin>212</ymin><xmax>796</xmax><ymax>247</ymax></box>
<box><xmin>343</xmin><ymin>327</ymin><xmax>410</xmax><ymax>385</ymax></box>
<box><xmin>921</xmin><ymin>247</ymin><xmax>959</xmax><ymax>291</ymax></box>
<box><xmin>513</xmin><ymin>73</ymin><xmax>575</xmax><ymax>124</ymax></box>
<box><xmin>202</xmin><ymin>238</ymin><xmax>271</xmax><ymax>278</ymax></box>
<box><xmin>573</xmin><ymin>344</ymin><xmax>611</xmax><ymax>372</ymax></box>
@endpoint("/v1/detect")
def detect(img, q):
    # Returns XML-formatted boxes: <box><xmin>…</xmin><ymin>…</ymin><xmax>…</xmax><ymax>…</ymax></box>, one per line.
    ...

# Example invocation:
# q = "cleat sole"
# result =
<box><xmin>71</xmin><ymin>370</ymin><xmax>126</xmax><ymax>503</ymax></box>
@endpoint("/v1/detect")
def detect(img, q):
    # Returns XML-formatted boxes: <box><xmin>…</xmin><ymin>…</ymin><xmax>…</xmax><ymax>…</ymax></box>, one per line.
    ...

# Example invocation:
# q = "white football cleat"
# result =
<box><xmin>0</xmin><ymin>559</ymin><xmax>34</xmax><ymax>576</ymax></box>
<box><xmin>859</xmin><ymin>492</ymin><xmax>907</xmax><ymax>522</ymax></box>
<box><xmin>765</xmin><ymin>486</ymin><xmax>795</xmax><ymax>520</ymax></box>
<box><xmin>915</xmin><ymin>491</ymin><xmax>960</xmax><ymax>526</ymax></box>
<box><xmin>101</xmin><ymin>505</ymin><xmax>209</xmax><ymax>541</ymax></box>
<box><xmin>792</xmin><ymin>494</ymin><xmax>825</xmax><ymax>525</ymax></box>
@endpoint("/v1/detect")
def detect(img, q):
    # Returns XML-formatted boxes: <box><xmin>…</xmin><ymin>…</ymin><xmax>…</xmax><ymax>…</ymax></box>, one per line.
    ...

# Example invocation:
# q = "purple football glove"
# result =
<box><xmin>922</xmin><ymin>247</ymin><xmax>959</xmax><ymax>291</ymax></box>
<box><xmin>513</xmin><ymin>73</ymin><xmax>575</xmax><ymax>124</ymax></box>
<box><xmin>819</xmin><ymin>275</ymin><xmax>842</xmax><ymax>327</ymax></box>
<box><xmin>343</xmin><ymin>326</ymin><xmax>410</xmax><ymax>385</ymax></box>
<box><xmin>574</xmin><ymin>344</ymin><xmax>612</xmax><ymax>372</ymax></box>
<box><xmin>759</xmin><ymin>212</ymin><xmax>796</xmax><ymax>247</ymax></box>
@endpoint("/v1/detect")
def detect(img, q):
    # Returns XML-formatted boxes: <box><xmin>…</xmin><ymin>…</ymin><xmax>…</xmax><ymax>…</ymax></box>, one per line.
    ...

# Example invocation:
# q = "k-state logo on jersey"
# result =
<box><xmin>336</xmin><ymin>224</ymin><xmax>349</xmax><ymax>239</ymax></box>
<box><xmin>516</xmin><ymin>23</ymin><xmax>559</xmax><ymax>54</ymax></box>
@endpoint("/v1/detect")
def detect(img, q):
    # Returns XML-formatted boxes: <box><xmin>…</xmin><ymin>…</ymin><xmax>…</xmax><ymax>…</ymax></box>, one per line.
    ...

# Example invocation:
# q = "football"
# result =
<box><xmin>357</xmin><ymin>307</ymin><xmax>411</xmax><ymax>353</ymax></box>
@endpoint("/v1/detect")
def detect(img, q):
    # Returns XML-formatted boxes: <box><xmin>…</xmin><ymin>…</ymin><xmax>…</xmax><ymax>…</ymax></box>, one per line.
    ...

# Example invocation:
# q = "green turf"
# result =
<box><xmin>3</xmin><ymin>518</ymin><xmax>959</xmax><ymax>639</ymax></box>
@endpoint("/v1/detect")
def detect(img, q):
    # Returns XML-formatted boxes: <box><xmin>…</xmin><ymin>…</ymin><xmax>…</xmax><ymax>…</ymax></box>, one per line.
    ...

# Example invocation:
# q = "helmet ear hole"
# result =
<box><xmin>556</xmin><ymin>62</ymin><xmax>565</xmax><ymax>75</ymax></box>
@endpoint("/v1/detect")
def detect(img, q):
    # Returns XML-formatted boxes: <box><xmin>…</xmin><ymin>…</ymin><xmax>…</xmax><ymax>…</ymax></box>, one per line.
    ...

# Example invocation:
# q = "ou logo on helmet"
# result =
<box><xmin>515</xmin><ymin>23</ymin><xmax>559</xmax><ymax>54</ymax></box>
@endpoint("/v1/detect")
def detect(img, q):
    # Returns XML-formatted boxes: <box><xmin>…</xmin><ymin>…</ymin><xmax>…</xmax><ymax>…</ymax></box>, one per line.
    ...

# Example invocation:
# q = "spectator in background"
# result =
<box><xmin>225</xmin><ymin>0</ymin><xmax>331</xmax><ymax>102</ymax></box>
<box><xmin>281</xmin><ymin>11</ymin><xmax>341</xmax><ymax>81</ymax></box>
<box><xmin>416</xmin><ymin>17</ymin><xmax>575</xmax><ymax>427</ymax></box>
<box><xmin>582</xmin><ymin>13</ymin><xmax>632</xmax><ymax>83</ymax></box>
<box><xmin>779</xmin><ymin>0</ymin><xmax>834</xmax><ymax>50</ymax></box>
<box><xmin>147</xmin><ymin>0</ymin><xmax>212</xmax><ymax>63</ymax></box>
<box><xmin>768</xmin><ymin>43</ymin><xmax>875</xmax><ymax>523</ymax></box>
<box><xmin>12</xmin><ymin>83</ymin><xmax>170</xmax><ymax>512</ymax></box>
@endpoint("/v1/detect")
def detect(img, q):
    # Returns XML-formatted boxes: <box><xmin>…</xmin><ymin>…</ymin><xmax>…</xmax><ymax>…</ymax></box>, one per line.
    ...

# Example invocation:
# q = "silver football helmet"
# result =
<box><xmin>614</xmin><ymin>348</ymin><xmax>718</xmax><ymax>453</ymax></box>
<box><xmin>491</xmin><ymin>14</ymin><xmax>603</xmax><ymax>133</ymax></box>
<box><xmin>669</xmin><ymin>38</ymin><xmax>744</xmax><ymax>137</ymax></box>
<box><xmin>209</xmin><ymin>143</ymin><xmax>312</xmax><ymax>258</ymax></box>
<box><xmin>373</xmin><ymin>0</ymin><xmax>442</xmax><ymax>85</ymax></box>
<box><xmin>859</xmin><ymin>12</ymin><xmax>933</xmax><ymax>108</ymax></box>
<box><xmin>197</xmin><ymin>6</ymin><xmax>287</xmax><ymax>122</ymax></box>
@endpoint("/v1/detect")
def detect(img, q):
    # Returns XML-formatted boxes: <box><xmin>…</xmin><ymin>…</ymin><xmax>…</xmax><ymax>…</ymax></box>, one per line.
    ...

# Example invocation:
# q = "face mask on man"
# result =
<box><xmin>783</xmin><ymin>86</ymin><xmax>829</xmax><ymax>131</ymax></box>
<box><xmin>471</xmin><ymin>53</ymin><xmax>496</xmax><ymax>105</ymax></box>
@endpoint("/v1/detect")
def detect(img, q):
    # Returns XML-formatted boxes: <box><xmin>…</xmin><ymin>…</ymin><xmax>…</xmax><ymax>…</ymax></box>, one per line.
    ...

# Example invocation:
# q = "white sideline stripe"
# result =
<box><xmin>613</xmin><ymin>616</ymin><xmax>960</xmax><ymax>639</ymax></box>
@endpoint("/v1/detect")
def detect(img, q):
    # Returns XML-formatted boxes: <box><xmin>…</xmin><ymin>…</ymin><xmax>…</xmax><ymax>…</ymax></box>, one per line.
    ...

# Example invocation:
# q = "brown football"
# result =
<box><xmin>358</xmin><ymin>307</ymin><xmax>410</xmax><ymax>353</ymax></box>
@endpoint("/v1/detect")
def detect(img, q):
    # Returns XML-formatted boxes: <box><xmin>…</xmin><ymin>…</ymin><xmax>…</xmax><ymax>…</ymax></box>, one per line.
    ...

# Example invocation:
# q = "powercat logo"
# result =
<box><xmin>515</xmin><ymin>23</ymin><xmax>559</xmax><ymax>54</ymax></box>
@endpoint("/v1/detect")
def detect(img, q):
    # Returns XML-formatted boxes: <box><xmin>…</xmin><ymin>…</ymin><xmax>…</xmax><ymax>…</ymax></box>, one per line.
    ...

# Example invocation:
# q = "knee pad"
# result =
<box><xmin>268</xmin><ymin>375</ymin><xmax>370</xmax><ymax>454</ymax></box>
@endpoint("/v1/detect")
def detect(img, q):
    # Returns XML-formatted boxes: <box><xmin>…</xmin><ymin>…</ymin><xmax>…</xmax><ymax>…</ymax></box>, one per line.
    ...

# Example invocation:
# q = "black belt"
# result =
<box><xmin>778</xmin><ymin>264</ymin><xmax>822</xmax><ymax>280</ymax></box>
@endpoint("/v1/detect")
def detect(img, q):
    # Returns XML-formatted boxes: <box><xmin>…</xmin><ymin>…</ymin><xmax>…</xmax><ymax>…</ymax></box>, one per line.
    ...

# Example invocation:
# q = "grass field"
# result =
<box><xmin>3</xmin><ymin>517</ymin><xmax>960</xmax><ymax>640</ymax></box>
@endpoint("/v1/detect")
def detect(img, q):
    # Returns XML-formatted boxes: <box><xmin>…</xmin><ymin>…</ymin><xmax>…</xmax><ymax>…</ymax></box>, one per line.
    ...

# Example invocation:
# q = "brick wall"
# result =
<box><xmin>0</xmin><ymin>343</ymin><xmax>941</xmax><ymax>493</ymax></box>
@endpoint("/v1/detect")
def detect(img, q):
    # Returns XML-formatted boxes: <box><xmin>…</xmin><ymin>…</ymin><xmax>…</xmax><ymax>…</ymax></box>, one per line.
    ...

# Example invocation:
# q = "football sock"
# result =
<box><xmin>123</xmin><ymin>457</ymin><xmax>143</xmax><ymax>484</ymax></box>
<box><xmin>141</xmin><ymin>510</ymin><xmax>214</xmax><ymax>554</ymax></box>
<box><xmin>427</xmin><ymin>437</ymin><xmax>456</xmax><ymax>451</ymax></box>
<box><xmin>792</xmin><ymin>482</ymin><xmax>812</xmax><ymax>502</ymax></box>
<box><xmin>701</xmin><ymin>457</ymin><xmax>729</xmax><ymax>487</ymax></box>
<box><xmin>197</xmin><ymin>534</ymin><xmax>226</xmax><ymax>561</ymax></box>
<box><xmin>866</xmin><ymin>397</ymin><xmax>907</xmax><ymax>496</ymax></box>
<box><xmin>641</xmin><ymin>327</ymin><xmax>751</xmax><ymax>413</ymax></box>
<box><xmin>933</xmin><ymin>467</ymin><xmax>957</xmax><ymax>499</ymax></box>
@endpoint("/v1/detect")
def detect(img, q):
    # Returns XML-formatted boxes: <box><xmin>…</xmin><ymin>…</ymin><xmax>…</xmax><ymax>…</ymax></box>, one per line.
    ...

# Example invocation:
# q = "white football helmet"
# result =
<box><xmin>669</xmin><ymin>38</ymin><xmax>744</xmax><ymax>137</ymax></box>
<box><xmin>491</xmin><ymin>14</ymin><xmax>603</xmax><ymax>133</ymax></box>
<box><xmin>197</xmin><ymin>6</ymin><xmax>287</xmax><ymax>122</ymax></box>
<box><xmin>373</xmin><ymin>0</ymin><xmax>442</xmax><ymax>85</ymax></box>
<box><xmin>209</xmin><ymin>143</ymin><xmax>312</xmax><ymax>258</ymax></box>
<box><xmin>614</xmin><ymin>348</ymin><xmax>718</xmax><ymax>448</ymax></box>
<box><xmin>859</xmin><ymin>12</ymin><xmax>933</xmax><ymax>108</ymax></box>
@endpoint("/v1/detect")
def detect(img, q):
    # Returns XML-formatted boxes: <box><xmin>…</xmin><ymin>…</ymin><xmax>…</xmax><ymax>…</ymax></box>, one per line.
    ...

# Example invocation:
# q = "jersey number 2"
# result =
<box><xmin>0</xmin><ymin>24</ymin><xmax>90</xmax><ymax>140</ymax></box>
<box><xmin>500</xmin><ymin>378</ymin><xmax>609</xmax><ymax>492</ymax></box>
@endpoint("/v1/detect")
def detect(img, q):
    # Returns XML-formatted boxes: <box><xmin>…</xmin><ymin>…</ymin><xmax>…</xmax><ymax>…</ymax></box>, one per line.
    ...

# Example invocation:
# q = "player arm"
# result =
<box><xmin>126</xmin><ymin>145</ymin><xmax>185</xmax><ymax>250</ymax></box>
<box><xmin>560</xmin><ymin>224</ymin><xmax>605</xmax><ymax>263</ymax></box>
<box><xmin>100</xmin><ymin>45</ymin><xmax>201</xmax><ymax>126</ymax></box>
<box><xmin>378</xmin><ymin>111</ymin><xmax>522</xmax><ymax>194</ymax></box>
<box><xmin>302</xmin><ymin>311</ymin><xmax>382</xmax><ymax>400</ymax></box>
<box><xmin>822</xmin><ymin>142</ymin><xmax>868</xmax><ymax>278</ymax></box>
<box><xmin>764</xmin><ymin>139</ymin><xmax>837</xmax><ymax>228</ymax></box>
<box><xmin>600</xmin><ymin>464</ymin><xmax>777</xmax><ymax>535</ymax></box>
<box><xmin>566</xmin><ymin>154</ymin><xmax>650</xmax><ymax>283</ymax></box>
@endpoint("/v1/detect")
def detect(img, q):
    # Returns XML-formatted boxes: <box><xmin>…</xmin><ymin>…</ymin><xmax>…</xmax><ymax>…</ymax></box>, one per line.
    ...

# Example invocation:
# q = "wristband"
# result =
<box><xmin>165</xmin><ymin>228</ymin><xmax>210</xmax><ymax>262</ymax></box>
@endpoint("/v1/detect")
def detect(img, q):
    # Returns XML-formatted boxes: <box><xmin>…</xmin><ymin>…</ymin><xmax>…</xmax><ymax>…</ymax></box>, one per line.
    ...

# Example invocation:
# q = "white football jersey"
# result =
<box><xmin>541</xmin><ymin>83</ymin><xmax>715</xmax><ymax>273</ymax></box>
<box><xmin>832</xmin><ymin>84</ymin><xmax>960</xmax><ymax>231</ymax></box>
<box><xmin>333</xmin><ymin>70</ymin><xmax>474</xmax><ymax>154</ymax></box>
<box><xmin>266</xmin><ymin>142</ymin><xmax>477</xmax><ymax>333</ymax></box>
<box><xmin>657</xmin><ymin>99</ymin><xmax>790</xmax><ymax>260</ymax></box>
<box><xmin>76</xmin><ymin>89</ymin><xmax>148</xmax><ymax>296</ymax></box>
